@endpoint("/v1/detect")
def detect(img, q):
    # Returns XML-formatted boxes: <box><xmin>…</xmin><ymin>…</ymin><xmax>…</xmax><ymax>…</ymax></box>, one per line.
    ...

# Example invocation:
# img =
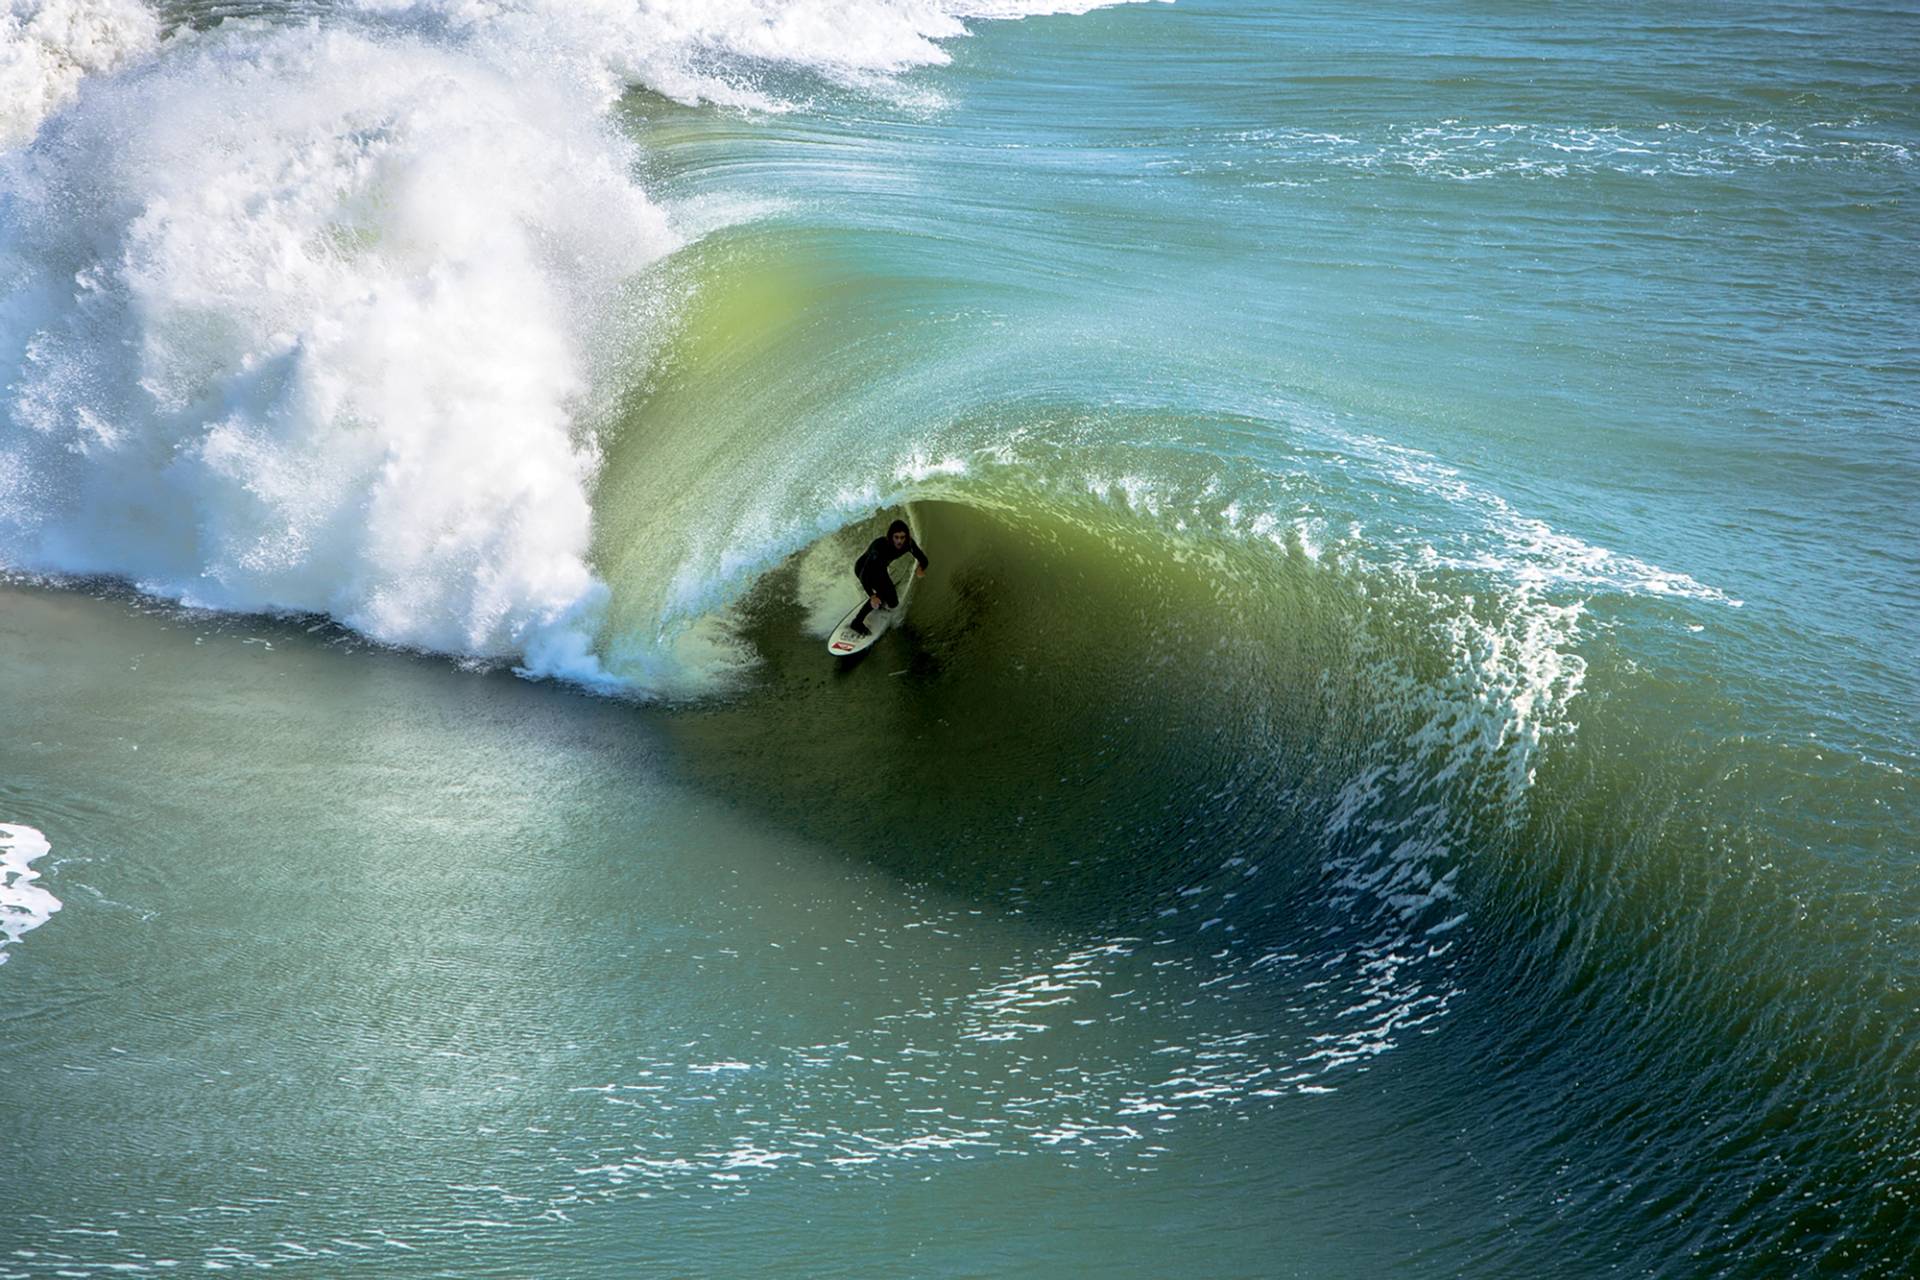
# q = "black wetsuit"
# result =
<box><xmin>852</xmin><ymin>534</ymin><xmax>929</xmax><ymax>628</ymax></box>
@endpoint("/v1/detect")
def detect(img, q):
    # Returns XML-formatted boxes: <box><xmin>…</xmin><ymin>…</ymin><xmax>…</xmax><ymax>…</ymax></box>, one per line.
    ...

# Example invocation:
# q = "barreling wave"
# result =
<box><xmin>6</xmin><ymin>4</ymin><xmax>1917</xmax><ymax>1266</ymax></box>
<box><xmin>576</xmin><ymin>348</ymin><xmax>1644</xmax><ymax>1078</ymax></box>
<box><xmin>0</xmin><ymin>3</ymin><xmax>1721</xmax><ymax>1078</ymax></box>
<box><xmin>0</xmin><ymin>0</ymin><xmax>1748</xmax><ymax>1061</ymax></box>
<box><xmin>0</xmin><ymin>0</ymin><xmax>1151</xmax><ymax>684</ymax></box>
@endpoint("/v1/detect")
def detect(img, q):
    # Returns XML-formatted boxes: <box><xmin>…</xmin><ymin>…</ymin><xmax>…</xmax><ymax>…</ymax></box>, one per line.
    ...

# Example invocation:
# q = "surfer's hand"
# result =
<box><xmin>870</xmin><ymin>593</ymin><xmax>883</xmax><ymax>609</ymax></box>
<box><xmin>915</xmin><ymin>566</ymin><xmax>926</xmax><ymax>578</ymax></box>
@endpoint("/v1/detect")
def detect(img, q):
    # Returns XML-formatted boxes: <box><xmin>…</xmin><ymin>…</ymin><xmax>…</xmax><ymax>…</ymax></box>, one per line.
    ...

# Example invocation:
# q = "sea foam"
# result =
<box><xmin>0</xmin><ymin>0</ymin><xmax>157</xmax><ymax>149</ymax></box>
<box><xmin>0</xmin><ymin>823</ymin><xmax>60</xmax><ymax>963</ymax></box>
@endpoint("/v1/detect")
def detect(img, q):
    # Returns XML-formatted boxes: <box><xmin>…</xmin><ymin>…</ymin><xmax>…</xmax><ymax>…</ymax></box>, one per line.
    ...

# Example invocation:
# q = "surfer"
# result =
<box><xmin>850</xmin><ymin>519</ymin><xmax>929</xmax><ymax>636</ymax></box>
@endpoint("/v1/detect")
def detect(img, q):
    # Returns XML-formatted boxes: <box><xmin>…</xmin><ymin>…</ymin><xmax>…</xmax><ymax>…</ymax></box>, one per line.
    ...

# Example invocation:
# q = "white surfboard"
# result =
<box><xmin>826</xmin><ymin>601</ymin><xmax>891</xmax><ymax>656</ymax></box>
<box><xmin>826</xmin><ymin>564</ymin><xmax>914</xmax><ymax>657</ymax></box>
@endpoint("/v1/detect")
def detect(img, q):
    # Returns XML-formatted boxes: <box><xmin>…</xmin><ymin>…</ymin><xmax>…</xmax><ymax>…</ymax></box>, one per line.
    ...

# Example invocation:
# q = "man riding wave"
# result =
<box><xmin>850</xmin><ymin>518</ymin><xmax>928</xmax><ymax>636</ymax></box>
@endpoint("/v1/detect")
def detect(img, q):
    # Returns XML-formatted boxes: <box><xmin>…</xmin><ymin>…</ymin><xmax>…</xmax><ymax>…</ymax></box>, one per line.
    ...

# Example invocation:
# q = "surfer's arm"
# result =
<box><xmin>909</xmin><ymin>538</ymin><xmax>929</xmax><ymax>574</ymax></box>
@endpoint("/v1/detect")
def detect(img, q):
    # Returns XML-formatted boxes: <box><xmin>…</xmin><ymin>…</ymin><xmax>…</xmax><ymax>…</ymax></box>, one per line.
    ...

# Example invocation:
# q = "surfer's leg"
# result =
<box><xmin>851</xmin><ymin>570</ymin><xmax>883</xmax><ymax>631</ymax></box>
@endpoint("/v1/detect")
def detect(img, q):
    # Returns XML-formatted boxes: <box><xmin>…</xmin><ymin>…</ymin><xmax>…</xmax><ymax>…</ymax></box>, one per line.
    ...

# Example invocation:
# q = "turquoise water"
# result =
<box><xmin>2</xmin><ymin>1</ymin><xmax>1916</xmax><ymax>1275</ymax></box>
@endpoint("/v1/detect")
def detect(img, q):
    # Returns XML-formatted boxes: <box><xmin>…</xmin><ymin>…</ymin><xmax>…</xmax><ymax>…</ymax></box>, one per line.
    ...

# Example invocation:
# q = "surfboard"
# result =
<box><xmin>827</xmin><ymin>563</ymin><xmax>913</xmax><ymax>657</ymax></box>
<box><xmin>826</xmin><ymin>601</ymin><xmax>891</xmax><ymax>656</ymax></box>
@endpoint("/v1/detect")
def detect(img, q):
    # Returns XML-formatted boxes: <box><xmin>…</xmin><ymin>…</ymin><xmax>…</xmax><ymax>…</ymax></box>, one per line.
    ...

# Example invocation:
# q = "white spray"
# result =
<box><xmin>0</xmin><ymin>19</ymin><xmax>675</xmax><ymax>679</ymax></box>
<box><xmin>0</xmin><ymin>0</ymin><xmax>157</xmax><ymax>148</ymax></box>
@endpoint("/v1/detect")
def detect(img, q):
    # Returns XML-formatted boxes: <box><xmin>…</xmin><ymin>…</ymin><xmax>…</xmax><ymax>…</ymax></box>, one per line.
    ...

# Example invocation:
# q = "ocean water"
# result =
<box><xmin>2</xmin><ymin>0</ymin><xmax>1915</xmax><ymax>1275</ymax></box>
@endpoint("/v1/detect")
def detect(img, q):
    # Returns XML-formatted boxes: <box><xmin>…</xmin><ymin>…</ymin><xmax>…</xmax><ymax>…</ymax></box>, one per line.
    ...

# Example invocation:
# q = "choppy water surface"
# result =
<box><xmin>2</xmin><ymin>1</ymin><xmax>1915</xmax><ymax>1275</ymax></box>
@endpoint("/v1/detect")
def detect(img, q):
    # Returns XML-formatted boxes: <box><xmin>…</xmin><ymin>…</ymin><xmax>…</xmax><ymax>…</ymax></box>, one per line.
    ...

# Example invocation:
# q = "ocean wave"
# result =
<box><xmin>0</xmin><ymin>0</ymin><xmax>1154</xmax><ymax>685</ymax></box>
<box><xmin>0</xmin><ymin>2</ymin><xmax>1728</xmax><ymax>1028</ymax></box>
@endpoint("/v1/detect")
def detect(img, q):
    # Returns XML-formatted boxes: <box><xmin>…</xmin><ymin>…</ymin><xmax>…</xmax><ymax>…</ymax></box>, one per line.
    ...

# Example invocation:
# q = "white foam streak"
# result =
<box><xmin>1350</xmin><ymin>433</ymin><xmax>1739</xmax><ymax>606</ymax></box>
<box><xmin>0</xmin><ymin>823</ymin><xmax>61</xmax><ymax>963</ymax></box>
<box><xmin>1214</xmin><ymin>119</ymin><xmax>1915</xmax><ymax>183</ymax></box>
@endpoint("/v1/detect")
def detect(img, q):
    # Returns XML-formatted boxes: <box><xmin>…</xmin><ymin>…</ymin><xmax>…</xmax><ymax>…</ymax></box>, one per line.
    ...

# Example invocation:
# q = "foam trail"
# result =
<box><xmin>0</xmin><ymin>823</ymin><xmax>61</xmax><ymax>963</ymax></box>
<box><xmin>0</xmin><ymin>21</ymin><xmax>675</xmax><ymax>680</ymax></box>
<box><xmin>0</xmin><ymin>0</ymin><xmax>157</xmax><ymax>149</ymax></box>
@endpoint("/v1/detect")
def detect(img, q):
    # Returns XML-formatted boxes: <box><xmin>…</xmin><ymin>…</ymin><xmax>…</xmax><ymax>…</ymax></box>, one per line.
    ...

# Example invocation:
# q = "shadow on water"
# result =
<box><xmin>635</xmin><ymin>497</ymin><xmax>1434</xmax><ymax>953</ymax></box>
